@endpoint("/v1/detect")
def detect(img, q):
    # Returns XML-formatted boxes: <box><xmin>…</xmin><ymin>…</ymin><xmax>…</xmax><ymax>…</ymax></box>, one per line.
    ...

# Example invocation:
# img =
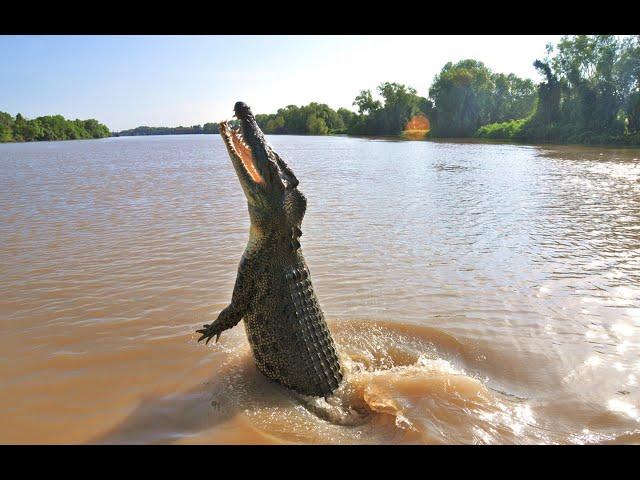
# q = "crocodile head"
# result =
<box><xmin>219</xmin><ymin>101</ymin><xmax>306</xmax><ymax>243</ymax></box>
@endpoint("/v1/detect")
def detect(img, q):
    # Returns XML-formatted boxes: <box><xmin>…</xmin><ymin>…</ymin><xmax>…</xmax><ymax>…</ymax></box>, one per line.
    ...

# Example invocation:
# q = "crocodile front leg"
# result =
<box><xmin>196</xmin><ymin>255</ymin><xmax>254</xmax><ymax>344</ymax></box>
<box><xmin>196</xmin><ymin>304</ymin><xmax>244</xmax><ymax>344</ymax></box>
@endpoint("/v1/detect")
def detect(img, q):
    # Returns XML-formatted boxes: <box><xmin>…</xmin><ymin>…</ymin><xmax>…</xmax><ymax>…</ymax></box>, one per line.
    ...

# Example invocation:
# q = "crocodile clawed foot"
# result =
<box><xmin>196</xmin><ymin>324</ymin><xmax>222</xmax><ymax>345</ymax></box>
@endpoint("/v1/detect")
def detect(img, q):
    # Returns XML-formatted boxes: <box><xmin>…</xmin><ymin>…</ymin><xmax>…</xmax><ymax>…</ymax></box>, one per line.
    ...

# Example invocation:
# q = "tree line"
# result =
<box><xmin>476</xmin><ymin>35</ymin><xmax>640</xmax><ymax>144</ymax></box>
<box><xmin>253</xmin><ymin>35</ymin><xmax>640</xmax><ymax>145</ymax></box>
<box><xmin>254</xmin><ymin>72</ymin><xmax>536</xmax><ymax>138</ymax></box>
<box><xmin>6</xmin><ymin>36</ymin><xmax>636</xmax><ymax>146</ymax></box>
<box><xmin>112</xmin><ymin>123</ymin><xmax>219</xmax><ymax>137</ymax></box>
<box><xmin>0</xmin><ymin>112</ymin><xmax>110</xmax><ymax>143</ymax></box>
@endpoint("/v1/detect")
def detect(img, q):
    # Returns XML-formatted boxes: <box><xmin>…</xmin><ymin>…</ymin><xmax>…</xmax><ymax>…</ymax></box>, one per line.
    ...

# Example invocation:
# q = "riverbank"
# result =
<box><xmin>0</xmin><ymin>112</ymin><xmax>110</xmax><ymax>143</ymax></box>
<box><xmin>475</xmin><ymin>118</ymin><xmax>640</xmax><ymax>147</ymax></box>
<box><xmin>111</xmin><ymin>124</ymin><xmax>219</xmax><ymax>137</ymax></box>
<box><xmin>5</xmin><ymin>127</ymin><xmax>640</xmax><ymax>151</ymax></box>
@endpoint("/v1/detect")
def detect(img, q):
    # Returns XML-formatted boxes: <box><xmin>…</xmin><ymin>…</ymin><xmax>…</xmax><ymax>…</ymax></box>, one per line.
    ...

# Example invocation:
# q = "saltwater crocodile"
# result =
<box><xmin>196</xmin><ymin>101</ymin><xmax>343</xmax><ymax>397</ymax></box>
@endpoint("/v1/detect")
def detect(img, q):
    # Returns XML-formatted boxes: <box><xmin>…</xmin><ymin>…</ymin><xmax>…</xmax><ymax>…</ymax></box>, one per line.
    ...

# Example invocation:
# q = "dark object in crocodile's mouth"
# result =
<box><xmin>219</xmin><ymin>119</ymin><xmax>265</xmax><ymax>185</ymax></box>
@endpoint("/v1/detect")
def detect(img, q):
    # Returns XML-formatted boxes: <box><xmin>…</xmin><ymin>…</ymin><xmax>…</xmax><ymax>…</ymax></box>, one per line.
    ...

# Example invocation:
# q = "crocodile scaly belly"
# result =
<box><xmin>243</xmin><ymin>264</ymin><xmax>343</xmax><ymax>397</ymax></box>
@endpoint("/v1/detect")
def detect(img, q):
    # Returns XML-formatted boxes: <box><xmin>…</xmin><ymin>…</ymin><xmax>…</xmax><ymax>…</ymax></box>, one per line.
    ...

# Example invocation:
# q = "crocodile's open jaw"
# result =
<box><xmin>219</xmin><ymin>102</ymin><xmax>298</xmax><ymax>209</ymax></box>
<box><xmin>220</xmin><ymin>120</ymin><xmax>265</xmax><ymax>186</ymax></box>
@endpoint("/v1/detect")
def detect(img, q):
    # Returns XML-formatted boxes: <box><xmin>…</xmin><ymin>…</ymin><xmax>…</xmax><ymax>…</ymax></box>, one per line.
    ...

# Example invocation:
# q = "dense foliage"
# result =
<box><xmin>477</xmin><ymin>35</ymin><xmax>640</xmax><ymax>144</ymax></box>
<box><xmin>251</xmin><ymin>35</ymin><xmax>639</xmax><ymax>146</ymax></box>
<box><xmin>348</xmin><ymin>82</ymin><xmax>433</xmax><ymax>136</ymax></box>
<box><xmin>428</xmin><ymin>60</ymin><xmax>537</xmax><ymax>137</ymax></box>
<box><xmin>252</xmin><ymin>84</ymin><xmax>432</xmax><ymax>137</ymax></box>
<box><xmin>0</xmin><ymin>112</ymin><xmax>110</xmax><ymax>143</ymax></box>
<box><xmin>113</xmin><ymin>123</ymin><xmax>219</xmax><ymax>137</ymax></box>
<box><xmin>255</xmin><ymin>103</ymin><xmax>347</xmax><ymax>135</ymax></box>
<box><xmin>250</xmin><ymin>73</ymin><xmax>535</xmax><ymax>139</ymax></box>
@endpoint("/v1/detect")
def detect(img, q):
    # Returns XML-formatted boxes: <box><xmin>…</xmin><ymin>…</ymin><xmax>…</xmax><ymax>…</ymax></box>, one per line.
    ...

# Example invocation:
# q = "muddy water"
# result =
<box><xmin>1</xmin><ymin>135</ymin><xmax>639</xmax><ymax>444</ymax></box>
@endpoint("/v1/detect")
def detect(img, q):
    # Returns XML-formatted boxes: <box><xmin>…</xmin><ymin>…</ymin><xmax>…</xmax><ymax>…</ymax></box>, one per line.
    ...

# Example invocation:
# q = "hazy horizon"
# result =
<box><xmin>0</xmin><ymin>35</ymin><xmax>563</xmax><ymax>131</ymax></box>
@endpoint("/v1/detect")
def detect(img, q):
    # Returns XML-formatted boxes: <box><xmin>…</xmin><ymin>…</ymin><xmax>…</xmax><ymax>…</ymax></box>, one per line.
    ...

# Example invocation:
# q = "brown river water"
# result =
<box><xmin>1</xmin><ymin>135</ymin><xmax>639</xmax><ymax>444</ymax></box>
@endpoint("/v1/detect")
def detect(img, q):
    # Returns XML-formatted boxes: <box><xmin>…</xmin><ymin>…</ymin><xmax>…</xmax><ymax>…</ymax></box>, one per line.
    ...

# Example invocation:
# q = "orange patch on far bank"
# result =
<box><xmin>405</xmin><ymin>115</ymin><xmax>430</xmax><ymax>131</ymax></box>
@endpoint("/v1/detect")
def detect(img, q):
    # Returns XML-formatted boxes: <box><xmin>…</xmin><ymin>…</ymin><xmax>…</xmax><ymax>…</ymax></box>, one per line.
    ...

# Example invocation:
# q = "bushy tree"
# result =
<box><xmin>266</xmin><ymin>115</ymin><xmax>286</xmax><ymax>134</ymax></box>
<box><xmin>618</xmin><ymin>35</ymin><xmax>640</xmax><ymax>133</ymax></box>
<box><xmin>490</xmin><ymin>73</ymin><xmax>537</xmax><ymax>123</ymax></box>
<box><xmin>428</xmin><ymin>60</ymin><xmax>495</xmax><ymax>137</ymax></box>
<box><xmin>255</xmin><ymin>103</ymin><xmax>346</xmax><ymax>135</ymax></box>
<box><xmin>428</xmin><ymin>60</ymin><xmax>537</xmax><ymax>137</ymax></box>
<box><xmin>0</xmin><ymin>112</ymin><xmax>15</xmax><ymax>142</ymax></box>
<box><xmin>353</xmin><ymin>90</ymin><xmax>382</xmax><ymax>115</ymax></box>
<box><xmin>531</xmin><ymin>59</ymin><xmax>562</xmax><ymax>125</ymax></box>
<box><xmin>114</xmin><ymin>124</ymin><xmax>222</xmax><ymax>136</ymax></box>
<box><xmin>477</xmin><ymin>35</ymin><xmax>640</xmax><ymax>144</ymax></box>
<box><xmin>336</xmin><ymin>108</ymin><xmax>357</xmax><ymax>133</ymax></box>
<box><xmin>550</xmin><ymin>35</ymin><xmax>625</xmax><ymax>135</ymax></box>
<box><xmin>203</xmin><ymin>122</ymin><xmax>219</xmax><ymax>134</ymax></box>
<box><xmin>306</xmin><ymin>115</ymin><xmax>329</xmax><ymax>135</ymax></box>
<box><xmin>377</xmin><ymin>82</ymin><xmax>429</xmax><ymax>134</ymax></box>
<box><xmin>0</xmin><ymin>112</ymin><xmax>111</xmax><ymax>142</ymax></box>
<box><xmin>348</xmin><ymin>82</ymin><xmax>431</xmax><ymax>135</ymax></box>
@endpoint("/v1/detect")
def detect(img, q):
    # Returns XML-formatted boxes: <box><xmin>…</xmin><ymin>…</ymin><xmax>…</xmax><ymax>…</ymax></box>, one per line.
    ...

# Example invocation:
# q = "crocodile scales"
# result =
<box><xmin>196</xmin><ymin>101</ymin><xmax>343</xmax><ymax>397</ymax></box>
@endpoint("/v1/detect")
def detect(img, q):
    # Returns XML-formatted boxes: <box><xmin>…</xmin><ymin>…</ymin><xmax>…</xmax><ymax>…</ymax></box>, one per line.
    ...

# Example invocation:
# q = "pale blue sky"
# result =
<box><xmin>0</xmin><ymin>35</ymin><xmax>563</xmax><ymax>131</ymax></box>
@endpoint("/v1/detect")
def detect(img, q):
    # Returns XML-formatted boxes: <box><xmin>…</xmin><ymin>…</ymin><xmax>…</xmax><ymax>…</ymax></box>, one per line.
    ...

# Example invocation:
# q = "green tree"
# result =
<box><xmin>255</xmin><ymin>103</ymin><xmax>346</xmax><ymax>135</ymax></box>
<box><xmin>337</xmin><ymin>108</ymin><xmax>357</xmax><ymax>132</ymax></box>
<box><xmin>551</xmin><ymin>35</ymin><xmax>625</xmax><ymax>135</ymax></box>
<box><xmin>429</xmin><ymin>60</ymin><xmax>496</xmax><ymax>137</ymax></box>
<box><xmin>0</xmin><ymin>112</ymin><xmax>14</xmax><ymax>142</ymax></box>
<box><xmin>376</xmin><ymin>82</ymin><xmax>428</xmax><ymax>134</ymax></box>
<box><xmin>531</xmin><ymin>59</ymin><xmax>562</xmax><ymax>125</ymax></box>
<box><xmin>0</xmin><ymin>112</ymin><xmax>110</xmax><ymax>142</ymax></box>
<box><xmin>348</xmin><ymin>83</ymin><xmax>431</xmax><ymax>135</ymax></box>
<box><xmin>619</xmin><ymin>36</ymin><xmax>640</xmax><ymax>133</ymax></box>
<box><xmin>203</xmin><ymin>122</ymin><xmax>219</xmax><ymax>134</ymax></box>
<box><xmin>265</xmin><ymin>115</ymin><xmax>286</xmax><ymax>134</ymax></box>
<box><xmin>82</xmin><ymin>118</ymin><xmax>111</xmax><ymax>138</ymax></box>
<box><xmin>478</xmin><ymin>35</ymin><xmax>640</xmax><ymax>145</ymax></box>
<box><xmin>490</xmin><ymin>73</ymin><xmax>537</xmax><ymax>123</ymax></box>
<box><xmin>353</xmin><ymin>90</ymin><xmax>382</xmax><ymax>115</ymax></box>
<box><xmin>306</xmin><ymin>115</ymin><xmax>329</xmax><ymax>135</ymax></box>
<box><xmin>14</xmin><ymin>114</ymin><xmax>46</xmax><ymax>141</ymax></box>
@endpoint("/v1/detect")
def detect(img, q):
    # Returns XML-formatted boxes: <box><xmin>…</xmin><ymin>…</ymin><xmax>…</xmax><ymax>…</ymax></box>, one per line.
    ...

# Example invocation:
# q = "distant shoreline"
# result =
<box><xmin>0</xmin><ymin>112</ymin><xmax>110</xmax><ymax>144</ymax></box>
<box><xmin>108</xmin><ymin>130</ymin><xmax>640</xmax><ymax>149</ymax></box>
<box><xmin>110</xmin><ymin>124</ymin><xmax>219</xmax><ymax>137</ymax></box>
<box><xmin>2</xmin><ymin>130</ymin><xmax>632</xmax><ymax>151</ymax></box>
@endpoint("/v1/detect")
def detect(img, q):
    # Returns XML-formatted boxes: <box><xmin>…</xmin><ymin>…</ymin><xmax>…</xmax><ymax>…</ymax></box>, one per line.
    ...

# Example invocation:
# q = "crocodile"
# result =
<box><xmin>196</xmin><ymin>101</ymin><xmax>343</xmax><ymax>397</ymax></box>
